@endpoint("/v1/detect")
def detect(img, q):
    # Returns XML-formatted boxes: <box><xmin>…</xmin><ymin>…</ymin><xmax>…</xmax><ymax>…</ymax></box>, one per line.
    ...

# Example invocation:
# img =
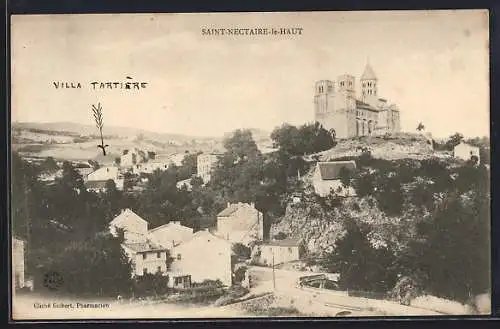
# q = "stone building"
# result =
<box><xmin>215</xmin><ymin>202</ymin><xmax>264</xmax><ymax>245</ymax></box>
<box><xmin>197</xmin><ymin>153</ymin><xmax>221</xmax><ymax>183</ymax></box>
<box><xmin>314</xmin><ymin>62</ymin><xmax>401</xmax><ymax>139</ymax></box>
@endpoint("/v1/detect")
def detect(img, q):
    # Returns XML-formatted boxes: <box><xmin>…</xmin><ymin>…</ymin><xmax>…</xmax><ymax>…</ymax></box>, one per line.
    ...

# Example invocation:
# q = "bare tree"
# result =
<box><xmin>92</xmin><ymin>103</ymin><xmax>109</xmax><ymax>156</ymax></box>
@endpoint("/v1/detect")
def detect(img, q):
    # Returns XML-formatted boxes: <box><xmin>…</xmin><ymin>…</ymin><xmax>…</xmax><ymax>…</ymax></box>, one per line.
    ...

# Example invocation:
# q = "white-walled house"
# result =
<box><xmin>454</xmin><ymin>142</ymin><xmax>480</xmax><ymax>164</ymax></box>
<box><xmin>311</xmin><ymin>161</ymin><xmax>357</xmax><ymax>197</ymax></box>
<box><xmin>86</xmin><ymin>166</ymin><xmax>124</xmax><ymax>191</ymax></box>
<box><xmin>169</xmin><ymin>231</ymin><xmax>233</xmax><ymax>287</ymax></box>
<box><xmin>121</xmin><ymin>148</ymin><xmax>149</xmax><ymax>168</ymax></box>
<box><xmin>122</xmin><ymin>242</ymin><xmax>170</xmax><ymax>277</ymax></box>
<box><xmin>168</xmin><ymin>153</ymin><xmax>187</xmax><ymax>167</ymax></box>
<box><xmin>258</xmin><ymin>239</ymin><xmax>302</xmax><ymax>266</ymax></box>
<box><xmin>215</xmin><ymin>202</ymin><xmax>264</xmax><ymax>245</ymax></box>
<box><xmin>197</xmin><ymin>153</ymin><xmax>220</xmax><ymax>183</ymax></box>
<box><xmin>176</xmin><ymin>178</ymin><xmax>193</xmax><ymax>191</ymax></box>
<box><xmin>12</xmin><ymin>237</ymin><xmax>25</xmax><ymax>289</ymax></box>
<box><xmin>148</xmin><ymin>221</ymin><xmax>194</xmax><ymax>249</ymax></box>
<box><xmin>132</xmin><ymin>161</ymin><xmax>171</xmax><ymax>175</ymax></box>
<box><xmin>109</xmin><ymin>209</ymin><xmax>149</xmax><ymax>244</ymax></box>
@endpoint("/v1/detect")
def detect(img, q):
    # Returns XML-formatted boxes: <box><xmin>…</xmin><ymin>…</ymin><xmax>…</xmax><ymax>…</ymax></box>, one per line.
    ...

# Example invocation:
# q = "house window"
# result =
<box><xmin>157</xmin><ymin>252</ymin><xmax>161</xmax><ymax>258</ymax></box>
<box><xmin>142</xmin><ymin>254</ymin><xmax>147</xmax><ymax>260</ymax></box>
<box><xmin>288</xmin><ymin>247</ymin><xmax>292</xmax><ymax>253</ymax></box>
<box><xmin>143</xmin><ymin>268</ymin><xmax>148</xmax><ymax>275</ymax></box>
<box><xmin>177</xmin><ymin>254</ymin><xmax>182</xmax><ymax>260</ymax></box>
<box><xmin>157</xmin><ymin>266</ymin><xmax>162</xmax><ymax>273</ymax></box>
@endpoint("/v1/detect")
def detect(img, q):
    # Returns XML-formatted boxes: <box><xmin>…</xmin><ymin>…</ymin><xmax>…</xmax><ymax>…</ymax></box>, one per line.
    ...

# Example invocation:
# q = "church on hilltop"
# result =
<box><xmin>314</xmin><ymin>62</ymin><xmax>401</xmax><ymax>139</ymax></box>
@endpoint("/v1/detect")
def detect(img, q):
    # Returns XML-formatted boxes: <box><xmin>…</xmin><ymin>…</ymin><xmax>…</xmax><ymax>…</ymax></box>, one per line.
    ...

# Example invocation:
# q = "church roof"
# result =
<box><xmin>361</xmin><ymin>63</ymin><xmax>377</xmax><ymax>80</ymax></box>
<box><xmin>355</xmin><ymin>100</ymin><xmax>382</xmax><ymax>112</ymax></box>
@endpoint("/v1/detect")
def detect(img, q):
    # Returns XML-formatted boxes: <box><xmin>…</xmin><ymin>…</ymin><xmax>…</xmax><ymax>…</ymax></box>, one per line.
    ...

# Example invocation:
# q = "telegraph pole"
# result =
<box><xmin>272</xmin><ymin>249</ymin><xmax>276</xmax><ymax>290</ymax></box>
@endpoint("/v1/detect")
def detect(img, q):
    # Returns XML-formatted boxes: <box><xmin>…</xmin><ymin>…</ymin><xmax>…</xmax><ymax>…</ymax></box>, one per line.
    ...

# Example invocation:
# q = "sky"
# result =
<box><xmin>11</xmin><ymin>10</ymin><xmax>489</xmax><ymax>138</ymax></box>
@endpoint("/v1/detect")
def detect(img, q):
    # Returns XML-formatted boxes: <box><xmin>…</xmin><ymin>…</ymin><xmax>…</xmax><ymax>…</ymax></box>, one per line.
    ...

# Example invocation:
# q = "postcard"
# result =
<box><xmin>10</xmin><ymin>10</ymin><xmax>490</xmax><ymax>320</ymax></box>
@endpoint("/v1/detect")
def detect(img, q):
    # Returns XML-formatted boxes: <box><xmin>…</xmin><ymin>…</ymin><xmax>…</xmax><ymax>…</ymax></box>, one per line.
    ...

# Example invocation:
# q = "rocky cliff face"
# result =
<box><xmin>319</xmin><ymin>133</ymin><xmax>434</xmax><ymax>161</ymax></box>
<box><xmin>270</xmin><ymin>188</ymin><xmax>425</xmax><ymax>257</ymax></box>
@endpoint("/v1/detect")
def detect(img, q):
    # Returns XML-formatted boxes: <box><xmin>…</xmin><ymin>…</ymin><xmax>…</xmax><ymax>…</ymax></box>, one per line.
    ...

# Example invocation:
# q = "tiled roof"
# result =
<box><xmin>263</xmin><ymin>239</ymin><xmax>301</xmax><ymax>247</ymax></box>
<box><xmin>355</xmin><ymin>100</ymin><xmax>381</xmax><ymax>112</ymax></box>
<box><xmin>122</xmin><ymin>242</ymin><xmax>167</xmax><ymax>253</ymax></box>
<box><xmin>110</xmin><ymin>208</ymin><xmax>149</xmax><ymax>226</ymax></box>
<box><xmin>317</xmin><ymin>161</ymin><xmax>357</xmax><ymax>181</ymax></box>
<box><xmin>148</xmin><ymin>221</ymin><xmax>192</xmax><ymax>234</ymax></box>
<box><xmin>84</xmin><ymin>180</ymin><xmax>108</xmax><ymax>189</ymax></box>
<box><xmin>217</xmin><ymin>204</ymin><xmax>240</xmax><ymax>217</ymax></box>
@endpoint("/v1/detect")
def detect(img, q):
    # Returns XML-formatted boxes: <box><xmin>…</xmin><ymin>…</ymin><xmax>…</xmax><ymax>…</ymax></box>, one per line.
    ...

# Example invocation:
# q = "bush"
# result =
<box><xmin>273</xmin><ymin>232</ymin><xmax>288</xmax><ymax>240</ymax></box>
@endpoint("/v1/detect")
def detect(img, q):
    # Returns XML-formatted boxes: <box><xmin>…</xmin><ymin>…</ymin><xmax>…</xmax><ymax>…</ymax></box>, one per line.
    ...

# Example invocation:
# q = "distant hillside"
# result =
<box><xmin>11</xmin><ymin>121</ymin><xmax>272</xmax><ymax>162</ymax></box>
<box><xmin>12</xmin><ymin>121</ymin><xmax>216</xmax><ymax>141</ymax></box>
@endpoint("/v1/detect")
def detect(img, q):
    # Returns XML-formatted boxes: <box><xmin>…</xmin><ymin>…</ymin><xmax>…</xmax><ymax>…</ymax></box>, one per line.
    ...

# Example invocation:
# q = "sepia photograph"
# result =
<box><xmin>10</xmin><ymin>10</ymin><xmax>490</xmax><ymax>320</ymax></box>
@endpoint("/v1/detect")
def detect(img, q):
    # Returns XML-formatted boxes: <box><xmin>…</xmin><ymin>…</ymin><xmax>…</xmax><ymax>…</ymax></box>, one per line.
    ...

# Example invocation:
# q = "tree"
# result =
<box><xmin>445</xmin><ymin>132</ymin><xmax>464</xmax><ymax>150</ymax></box>
<box><xmin>416</xmin><ymin>122</ymin><xmax>425</xmax><ymax>132</ymax></box>
<box><xmin>232</xmin><ymin>243</ymin><xmax>251</xmax><ymax>260</ymax></box>
<box><xmin>178</xmin><ymin>152</ymin><xmax>199</xmax><ymax>181</ymax></box>
<box><xmin>49</xmin><ymin>232</ymin><xmax>133</xmax><ymax>296</ymax></box>
<box><xmin>211</xmin><ymin>129</ymin><xmax>264</xmax><ymax>203</ymax></box>
<box><xmin>147</xmin><ymin>151</ymin><xmax>156</xmax><ymax>160</ymax></box>
<box><xmin>271</xmin><ymin>122</ymin><xmax>335</xmax><ymax>156</ymax></box>
<box><xmin>40</xmin><ymin>157</ymin><xmax>59</xmax><ymax>174</ymax></box>
<box><xmin>325</xmin><ymin>220</ymin><xmax>397</xmax><ymax>294</ymax></box>
<box><xmin>338</xmin><ymin>166</ymin><xmax>354</xmax><ymax>188</ymax></box>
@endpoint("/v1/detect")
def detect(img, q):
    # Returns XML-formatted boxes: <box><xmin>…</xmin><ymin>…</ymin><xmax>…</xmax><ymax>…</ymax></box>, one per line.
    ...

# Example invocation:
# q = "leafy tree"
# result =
<box><xmin>48</xmin><ymin>232</ymin><xmax>133</xmax><ymax>296</ymax></box>
<box><xmin>271</xmin><ymin>122</ymin><xmax>335</xmax><ymax>156</ymax></box>
<box><xmin>416</xmin><ymin>122</ymin><xmax>425</xmax><ymax>132</ymax></box>
<box><xmin>413</xmin><ymin>190</ymin><xmax>489</xmax><ymax>302</ymax></box>
<box><xmin>211</xmin><ymin>129</ymin><xmax>264</xmax><ymax>203</ymax></box>
<box><xmin>147</xmin><ymin>151</ymin><xmax>156</xmax><ymax>160</ymax></box>
<box><xmin>324</xmin><ymin>220</ymin><xmax>397</xmax><ymax>294</ymax></box>
<box><xmin>445</xmin><ymin>132</ymin><xmax>464</xmax><ymax>150</ymax></box>
<box><xmin>40</xmin><ymin>157</ymin><xmax>59</xmax><ymax>174</ymax></box>
<box><xmin>338</xmin><ymin>166</ymin><xmax>354</xmax><ymax>188</ymax></box>
<box><xmin>232</xmin><ymin>243</ymin><xmax>251</xmax><ymax>260</ymax></box>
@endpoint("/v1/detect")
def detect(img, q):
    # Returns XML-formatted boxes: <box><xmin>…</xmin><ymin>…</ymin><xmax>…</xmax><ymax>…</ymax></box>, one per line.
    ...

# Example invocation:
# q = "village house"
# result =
<box><xmin>176</xmin><ymin>178</ymin><xmax>193</xmax><ymax>191</ymax></box>
<box><xmin>197</xmin><ymin>153</ymin><xmax>221</xmax><ymax>183</ymax></box>
<box><xmin>454</xmin><ymin>142</ymin><xmax>480</xmax><ymax>164</ymax></box>
<box><xmin>76</xmin><ymin>167</ymin><xmax>95</xmax><ymax>181</ymax></box>
<box><xmin>169</xmin><ymin>230</ymin><xmax>233</xmax><ymax>287</ymax></box>
<box><xmin>168</xmin><ymin>152</ymin><xmax>188</xmax><ymax>167</ymax></box>
<box><xmin>85</xmin><ymin>166</ymin><xmax>124</xmax><ymax>192</ymax></box>
<box><xmin>311</xmin><ymin>161</ymin><xmax>357</xmax><ymax>197</ymax></box>
<box><xmin>258</xmin><ymin>239</ymin><xmax>303</xmax><ymax>266</ymax></box>
<box><xmin>12</xmin><ymin>237</ymin><xmax>25</xmax><ymax>290</ymax></box>
<box><xmin>122</xmin><ymin>242</ymin><xmax>170</xmax><ymax>276</ymax></box>
<box><xmin>38</xmin><ymin>169</ymin><xmax>63</xmax><ymax>185</ymax></box>
<box><xmin>147</xmin><ymin>221</ymin><xmax>194</xmax><ymax>249</ymax></box>
<box><xmin>121</xmin><ymin>148</ymin><xmax>149</xmax><ymax>168</ymax></box>
<box><xmin>132</xmin><ymin>161</ymin><xmax>170</xmax><ymax>175</ymax></box>
<box><xmin>109</xmin><ymin>208</ymin><xmax>149</xmax><ymax>244</ymax></box>
<box><xmin>215</xmin><ymin>202</ymin><xmax>264</xmax><ymax>245</ymax></box>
